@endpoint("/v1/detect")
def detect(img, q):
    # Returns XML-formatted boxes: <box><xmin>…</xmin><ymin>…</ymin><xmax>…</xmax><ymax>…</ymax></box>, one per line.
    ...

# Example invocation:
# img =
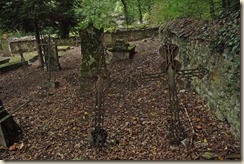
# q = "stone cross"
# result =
<box><xmin>143</xmin><ymin>41</ymin><xmax>208</xmax><ymax>145</ymax></box>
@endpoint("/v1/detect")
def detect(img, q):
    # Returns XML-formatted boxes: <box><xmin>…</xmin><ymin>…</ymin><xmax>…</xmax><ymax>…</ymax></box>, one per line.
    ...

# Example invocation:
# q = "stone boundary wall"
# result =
<box><xmin>1</xmin><ymin>36</ymin><xmax>80</xmax><ymax>55</ymax></box>
<box><xmin>103</xmin><ymin>27</ymin><xmax>159</xmax><ymax>47</ymax></box>
<box><xmin>1</xmin><ymin>27</ymin><xmax>158</xmax><ymax>55</ymax></box>
<box><xmin>160</xmin><ymin>18</ymin><xmax>240</xmax><ymax>138</ymax></box>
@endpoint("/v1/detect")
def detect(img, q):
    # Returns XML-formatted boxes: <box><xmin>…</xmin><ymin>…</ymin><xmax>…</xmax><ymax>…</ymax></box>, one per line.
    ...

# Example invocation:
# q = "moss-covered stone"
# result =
<box><xmin>79</xmin><ymin>23</ymin><xmax>108</xmax><ymax>90</ymax></box>
<box><xmin>108</xmin><ymin>39</ymin><xmax>136</xmax><ymax>60</ymax></box>
<box><xmin>161</xmin><ymin>19</ymin><xmax>240</xmax><ymax>138</ymax></box>
<box><xmin>79</xmin><ymin>23</ymin><xmax>106</xmax><ymax>78</ymax></box>
<box><xmin>0</xmin><ymin>61</ymin><xmax>28</xmax><ymax>74</ymax></box>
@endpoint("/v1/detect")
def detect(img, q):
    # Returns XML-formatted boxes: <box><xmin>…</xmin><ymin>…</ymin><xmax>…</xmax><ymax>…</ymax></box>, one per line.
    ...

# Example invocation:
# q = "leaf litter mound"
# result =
<box><xmin>0</xmin><ymin>38</ymin><xmax>240</xmax><ymax>160</ymax></box>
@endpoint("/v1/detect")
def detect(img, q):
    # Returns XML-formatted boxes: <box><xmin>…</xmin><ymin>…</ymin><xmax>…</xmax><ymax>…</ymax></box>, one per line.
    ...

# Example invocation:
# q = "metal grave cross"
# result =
<box><xmin>143</xmin><ymin>40</ymin><xmax>208</xmax><ymax>145</ymax></box>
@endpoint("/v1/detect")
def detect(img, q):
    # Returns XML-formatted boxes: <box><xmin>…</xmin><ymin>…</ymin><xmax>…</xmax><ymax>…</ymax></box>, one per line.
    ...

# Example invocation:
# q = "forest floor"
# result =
<box><xmin>0</xmin><ymin>38</ymin><xmax>240</xmax><ymax>160</ymax></box>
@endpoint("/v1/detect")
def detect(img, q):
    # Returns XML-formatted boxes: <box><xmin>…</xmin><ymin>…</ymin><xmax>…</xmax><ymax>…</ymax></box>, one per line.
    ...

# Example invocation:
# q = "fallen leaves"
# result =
<box><xmin>0</xmin><ymin>40</ymin><xmax>240</xmax><ymax>160</ymax></box>
<box><xmin>195</xmin><ymin>125</ymin><xmax>202</xmax><ymax>130</ymax></box>
<box><xmin>9</xmin><ymin>143</ymin><xmax>24</xmax><ymax>151</ymax></box>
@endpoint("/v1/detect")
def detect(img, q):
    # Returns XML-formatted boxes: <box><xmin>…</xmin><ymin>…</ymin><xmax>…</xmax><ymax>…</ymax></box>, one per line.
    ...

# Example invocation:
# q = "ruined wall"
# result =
<box><xmin>103</xmin><ymin>27</ymin><xmax>159</xmax><ymax>47</ymax></box>
<box><xmin>161</xmin><ymin>18</ymin><xmax>240</xmax><ymax>138</ymax></box>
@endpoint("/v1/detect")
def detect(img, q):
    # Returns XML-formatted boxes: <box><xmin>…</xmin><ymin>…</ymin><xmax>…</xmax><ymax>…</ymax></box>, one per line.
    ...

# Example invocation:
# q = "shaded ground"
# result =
<box><xmin>0</xmin><ymin>38</ymin><xmax>240</xmax><ymax>160</ymax></box>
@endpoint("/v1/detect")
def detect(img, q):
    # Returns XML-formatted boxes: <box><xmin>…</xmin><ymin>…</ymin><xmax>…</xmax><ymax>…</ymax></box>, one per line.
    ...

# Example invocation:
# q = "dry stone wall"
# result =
<box><xmin>160</xmin><ymin>18</ymin><xmax>240</xmax><ymax>138</ymax></box>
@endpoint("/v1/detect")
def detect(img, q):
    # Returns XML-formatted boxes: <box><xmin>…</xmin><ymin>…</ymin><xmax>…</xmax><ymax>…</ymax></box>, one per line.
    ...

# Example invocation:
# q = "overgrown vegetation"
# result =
<box><xmin>212</xmin><ymin>1</ymin><xmax>240</xmax><ymax>96</ymax></box>
<box><xmin>0</xmin><ymin>0</ymin><xmax>240</xmax><ymax>34</ymax></box>
<box><xmin>0</xmin><ymin>0</ymin><xmax>240</xmax><ymax>67</ymax></box>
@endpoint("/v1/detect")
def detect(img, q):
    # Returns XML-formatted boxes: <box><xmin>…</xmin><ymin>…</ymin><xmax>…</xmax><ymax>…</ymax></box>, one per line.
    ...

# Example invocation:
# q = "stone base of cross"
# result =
<box><xmin>142</xmin><ymin>40</ymin><xmax>208</xmax><ymax>145</ymax></box>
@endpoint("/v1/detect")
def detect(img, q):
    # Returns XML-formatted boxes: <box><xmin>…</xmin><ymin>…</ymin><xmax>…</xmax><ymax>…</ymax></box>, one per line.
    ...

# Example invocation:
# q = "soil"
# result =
<box><xmin>0</xmin><ymin>38</ymin><xmax>240</xmax><ymax>160</ymax></box>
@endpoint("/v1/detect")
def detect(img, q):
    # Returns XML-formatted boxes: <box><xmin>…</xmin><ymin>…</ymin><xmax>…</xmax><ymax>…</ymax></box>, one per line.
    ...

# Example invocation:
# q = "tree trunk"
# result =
<box><xmin>34</xmin><ymin>19</ymin><xmax>44</xmax><ymax>67</ymax></box>
<box><xmin>137</xmin><ymin>0</ymin><xmax>143</xmax><ymax>24</ymax></box>
<box><xmin>60</xmin><ymin>19</ymin><xmax>70</xmax><ymax>39</ymax></box>
<box><xmin>209</xmin><ymin>0</ymin><xmax>215</xmax><ymax>18</ymax></box>
<box><xmin>121</xmin><ymin>0</ymin><xmax>129</xmax><ymax>29</ymax></box>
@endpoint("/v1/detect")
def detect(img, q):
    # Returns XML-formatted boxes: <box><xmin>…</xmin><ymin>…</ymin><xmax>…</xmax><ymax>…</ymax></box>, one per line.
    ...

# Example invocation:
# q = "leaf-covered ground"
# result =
<box><xmin>0</xmin><ymin>38</ymin><xmax>240</xmax><ymax>160</ymax></box>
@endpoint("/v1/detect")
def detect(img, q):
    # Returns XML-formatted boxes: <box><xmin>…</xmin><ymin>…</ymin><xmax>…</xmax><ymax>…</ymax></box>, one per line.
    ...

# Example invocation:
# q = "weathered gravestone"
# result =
<box><xmin>79</xmin><ymin>22</ymin><xmax>107</xmax><ymax>89</ymax></box>
<box><xmin>1</xmin><ymin>34</ymin><xmax>11</xmax><ymax>57</ymax></box>
<box><xmin>143</xmin><ymin>40</ymin><xmax>208</xmax><ymax>145</ymax></box>
<box><xmin>0</xmin><ymin>100</ymin><xmax>23</xmax><ymax>147</ymax></box>
<box><xmin>107</xmin><ymin>39</ymin><xmax>136</xmax><ymax>61</ymax></box>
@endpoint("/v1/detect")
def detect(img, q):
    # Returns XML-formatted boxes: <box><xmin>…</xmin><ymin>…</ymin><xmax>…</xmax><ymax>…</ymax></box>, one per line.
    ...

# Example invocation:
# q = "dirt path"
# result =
<box><xmin>0</xmin><ymin>38</ymin><xmax>240</xmax><ymax>160</ymax></box>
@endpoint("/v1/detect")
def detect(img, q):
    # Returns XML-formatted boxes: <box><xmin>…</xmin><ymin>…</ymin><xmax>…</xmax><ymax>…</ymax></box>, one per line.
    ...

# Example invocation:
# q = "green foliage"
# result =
<box><xmin>149</xmin><ymin>0</ymin><xmax>222</xmax><ymax>25</ymax></box>
<box><xmin>211</xmin><ymin>5</ymin><xmax>240</xmax><ymax>97</ymax></box>
<box><xmin>0</xmin><ymin>0</ymin><xmax>78</xmax><ymax>38</ymax></box>
<box><xmin>213</xmin><ymin>9</ymin><xmax>240</xmax><ymax>55</ymax></box>
<box><xmin>72</xmin><ymin>157</ymin><xmax>84</xmax><ymax>160</ymax></box>
<box><xmin>74</xmin><ymin>0</ymin><xmax>117</xmax><ymax>30</ymax></box>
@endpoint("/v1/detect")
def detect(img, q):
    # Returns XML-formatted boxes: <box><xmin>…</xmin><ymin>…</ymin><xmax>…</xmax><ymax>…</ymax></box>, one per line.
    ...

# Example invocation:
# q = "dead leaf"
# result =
<box><xmin>195</xmin><ymin>125</ymin><xmax>202</xmax><ymax>130</ymax></box>
<box><xmin>202</xmin><ymin>152</ymin><xmax>219</xmax><ymax>159</ymax></box>
<box><xmin>9</xmin><ymin>143</ymin><xmax>23</xmax><ymax>151</ymax></box>
<box><xmin>19</xmin><ymin>143</ymin><xmax>24</xmax><ymax>149</ymax></box>
<box><xmin>131</xmin><ymin>117</ymin><xmax>136</xmax><ymax>122</ymax></box>
<box><xmin>218</xmin><ymin>156</ymin><xmax>225</xmax><ymax>160</ymax></box>
<box><xmin>196</xmin><ymin>118</ymin><xmax>201</xmax><ymax>122</ymax></box>
<box><xmin>169</xmin><ymin>145</ymin><xmax>179</xmax><ymax>151</ymax></box>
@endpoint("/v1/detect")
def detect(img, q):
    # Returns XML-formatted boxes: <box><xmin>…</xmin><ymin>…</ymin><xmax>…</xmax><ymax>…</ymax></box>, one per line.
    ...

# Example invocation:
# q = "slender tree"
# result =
<box><xmin>121</xmin><ymin>0</ymin><xmax>129</xmax><ymax>28</ymax></box>
<box><xmin>209</xmin><ymin>0</ymin><xmax>215</xmax><ymax>18</ymax></box>
<box><xmin>137</xmin><ymin>0</ymin><xmax>143</xmax><ymax>24</ymax></box>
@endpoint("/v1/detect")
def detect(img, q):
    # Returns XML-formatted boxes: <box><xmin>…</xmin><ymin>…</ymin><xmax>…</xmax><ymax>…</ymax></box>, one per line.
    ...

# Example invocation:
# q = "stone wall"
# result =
<box><xmin>103</xmin><ymin>27</ymin><xmax>159</xmax><ymax>47</ymax></box>
<box><xmin>2</xmin><ymin>27</ymin><xmax>158</xmax><ymax>55</ymax></box>
<box><xmin>2</xmin><ymin>36</ymin><xmax>80</xmax><ymax>54</ymax></box>
<box><xmin>160</xmin><ymin>18</ymin><xmax>240</xmax><ymax>138</ymax></box>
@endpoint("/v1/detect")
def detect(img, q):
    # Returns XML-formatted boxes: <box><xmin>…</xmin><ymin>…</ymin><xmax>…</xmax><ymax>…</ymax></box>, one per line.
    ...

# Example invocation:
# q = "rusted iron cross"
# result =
<box><xmin>143</xmin><ymin>40</ymin><xmax>208</xmax><ymax>145</ymax></box>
